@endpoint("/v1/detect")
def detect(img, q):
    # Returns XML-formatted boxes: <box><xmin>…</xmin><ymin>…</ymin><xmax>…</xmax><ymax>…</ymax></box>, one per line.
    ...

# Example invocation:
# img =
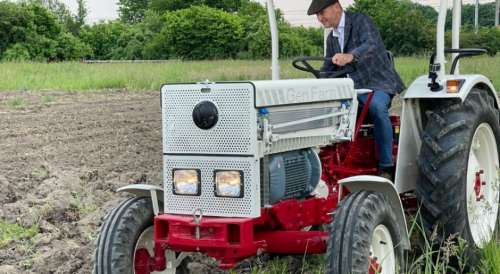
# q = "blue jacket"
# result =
<box><xmin>321</xmin><ymin>12</ymin><xmax>405</xmax><ymax>95</ymax></box>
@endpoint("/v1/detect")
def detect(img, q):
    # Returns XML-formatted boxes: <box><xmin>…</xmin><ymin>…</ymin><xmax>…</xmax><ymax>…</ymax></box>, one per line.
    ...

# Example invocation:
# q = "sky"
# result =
<box><xmin>60</xmin><ymin>0</ymin><xmax>496</xmax><ymax>25</ymax></box>
<box><xmin>62</xmin><ymin>0</ymin><xmax>118</xmax><ymax>23</ymax></box>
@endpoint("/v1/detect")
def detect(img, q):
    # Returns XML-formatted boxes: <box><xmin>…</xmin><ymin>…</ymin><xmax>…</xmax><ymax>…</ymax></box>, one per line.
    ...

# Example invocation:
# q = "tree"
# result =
<box><xmin>0</xmin><ymin>1</ymin><xmax>91</xmax><ymax>61</ymax></box>
<box><xmin>349</xmin><ymin>0</ymin><xmax>434</xmax><ymax>55</ymax></box>
<box><xmin>147</xmin><ymin>5</ymin><xmax>244</xmax><ymax>59</ymax></box>
<box><xmin>76</xmin><ymin>0</ymin><xmax>87</xmax><ymax>28</ymax></box>
<box><xmin>28</xmin><ymin>0</ymin><xmax>81</xmax><ymax>35</ymax></box>
<box><xmin>118</xmin><ymin>0</ymin><xmax>150</xmax><ymax>23</ymax></box>
<box><xmin>0</xmin><ymin>1</ymin><xmax>32</xmax><ymax>56</ymax></box>
<box><xmin>412</xmin><ymin>2</ymin><xmax>438</xmax><ymax>24</ymax></box>
<box><xmin>446</xmin><ymin>27</ymin><xmax>500</xmax><ymax>55</ymax></box>
<box><xmin>149</xmin><ymin>0</ymin><xmax>242</xmax><ymax>13</ymax></box>
<box><xmin>80</xmin><ymin>21</ymin><xmax>128</xmax><ymax>59</ymax></box>
<box><xmin>55</xmin><ymin>32</ymin><xmax>91</xmax><ymax>60</ymax></box>
<box><xmin>450</xmin><ymin>3</ymin><xmax>497</xmax><ymax>28</ymax></box>
<box><xmin>245</xmin><ymin>15</ymin><xmax>322</xmax><ymax>59</ymax></box>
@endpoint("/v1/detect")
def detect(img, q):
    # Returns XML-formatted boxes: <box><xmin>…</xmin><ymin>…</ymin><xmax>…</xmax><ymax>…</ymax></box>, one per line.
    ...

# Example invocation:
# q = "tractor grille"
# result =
<box><xmin>164</xmin><ymin>155</ymin><xmax>260</xmax><ymax>218</ymax></box>
<box><xmin>269</xmin><ymin>107</ymin><xmax>336</xmax><ymax>134</ymax></box>
<box><xmin>161</xmin><ymin>83</ymin><xmax>257</xmax><ymax>155</ymax></box>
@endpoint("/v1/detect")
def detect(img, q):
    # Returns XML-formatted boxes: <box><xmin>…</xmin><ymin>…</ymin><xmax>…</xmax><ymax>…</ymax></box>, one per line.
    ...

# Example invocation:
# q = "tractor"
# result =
<box><xmin>93</xmin><ymin>0</ymin><xmax>499</xmax><ymax>273</ymax></box>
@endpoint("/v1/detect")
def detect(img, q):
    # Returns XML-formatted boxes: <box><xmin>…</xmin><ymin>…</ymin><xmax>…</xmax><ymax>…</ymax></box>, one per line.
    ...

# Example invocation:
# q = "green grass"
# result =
<box><xmin>0</xmin><ymin>220</ymin><xmax>38</xmax><ymax>248</ymax></box>
<box><xmin>40</xmin><ymin>95</ymin><xmax>55</xmax><ymax>105</ymax></box>
<box><xmin>4</xmin><ymin>96</ymin><xmax>27</xmax><ymax>108</ymax></box>
<box><xmin>248</xmin><ymin>217</ymin><xmax>500</xmax><ymax>274</ymax></box>
<box><xmin>0</xmin><ymin>56</ymin><xmax>498</xmax><ymax>92</ymax></box>
<box><xmin>478</xmin><ymin>239</ymin><xmax>500</xmax><ymax>274</ymax></box>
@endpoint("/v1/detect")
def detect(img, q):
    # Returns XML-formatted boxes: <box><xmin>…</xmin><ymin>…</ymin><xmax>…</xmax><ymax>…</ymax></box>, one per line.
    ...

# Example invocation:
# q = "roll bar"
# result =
<box><xmin>266</xmin><ymin>0</ymin><xmax>468</xmax><ymax>86</ymax></box>
<box><xmin>267</xmin><ymin>0</ymin><xmax>280</xmax><ymax>80</ymax></box>
<box><xmin>429</xmin><ymin>0</ymin><xmax>471</xmax><ymax>91</ymax></box>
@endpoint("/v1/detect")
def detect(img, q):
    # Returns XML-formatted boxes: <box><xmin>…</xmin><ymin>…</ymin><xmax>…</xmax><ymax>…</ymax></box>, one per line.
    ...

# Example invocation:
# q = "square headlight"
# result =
<box><xmin>214</xmin><ymin>170</ymin><xmax>243</xmax><ymax>198</ymax></box>
<box><xmin>173</xmin><ymin>169</ymin><xmax>201</xmax><ymax>196</ymax></box>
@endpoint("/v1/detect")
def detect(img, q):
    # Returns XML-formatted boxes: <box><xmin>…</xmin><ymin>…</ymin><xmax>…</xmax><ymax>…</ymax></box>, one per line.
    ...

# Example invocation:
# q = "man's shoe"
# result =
<box><xmin>378</xmin><ymin>167</ymin><xmax>394</xmax><ymax>182</ymax></box>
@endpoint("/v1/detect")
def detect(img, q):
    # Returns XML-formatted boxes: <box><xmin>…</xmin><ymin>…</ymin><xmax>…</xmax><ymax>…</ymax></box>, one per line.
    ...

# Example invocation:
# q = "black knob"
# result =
<box><xmin>192</xmin><ymin>101</ymin><xmax>219</xmax><ymax>130</ymax></box>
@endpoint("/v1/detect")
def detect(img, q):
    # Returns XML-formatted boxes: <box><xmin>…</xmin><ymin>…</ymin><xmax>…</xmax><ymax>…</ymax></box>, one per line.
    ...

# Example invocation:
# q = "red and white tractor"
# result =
<box><xmin>93</xmin><ymin>0</ymin><xmax>499</xmax><ymax>273</ymax></box>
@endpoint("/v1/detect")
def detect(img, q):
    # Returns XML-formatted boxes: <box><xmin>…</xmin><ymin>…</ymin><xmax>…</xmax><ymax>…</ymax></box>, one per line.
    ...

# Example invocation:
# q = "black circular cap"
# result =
<box><xmin>192</xmin><ymin>101</ymin><xmax>219</xmax><ymax>130</ymax></box>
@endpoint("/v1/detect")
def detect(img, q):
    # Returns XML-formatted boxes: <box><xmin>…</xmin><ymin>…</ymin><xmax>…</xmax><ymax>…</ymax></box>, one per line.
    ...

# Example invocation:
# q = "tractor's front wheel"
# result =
<box><xmin>326</xmin><ymin>191</ymin><xmax>405</xmax><ymax>274</ymax></box>
<box><xmin>93</xmin><ymin>197</ymin><xmax>189</xmax><ymax>274</ymax></box>
<box><xmin>417</xmin><ymin>88</ymin><xmax>500</xmax><ymax>262</ymax></box>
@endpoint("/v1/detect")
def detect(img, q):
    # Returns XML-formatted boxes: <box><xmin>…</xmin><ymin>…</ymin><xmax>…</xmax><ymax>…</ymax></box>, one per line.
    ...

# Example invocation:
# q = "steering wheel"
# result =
<box><xmin>292</xmin><ymin>56</ymin><xmax>354</xmax><ymax>79</ymax></box>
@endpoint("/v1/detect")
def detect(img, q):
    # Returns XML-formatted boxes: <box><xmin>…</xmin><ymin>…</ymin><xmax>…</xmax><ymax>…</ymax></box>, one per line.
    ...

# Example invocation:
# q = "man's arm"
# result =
<box><xmin>349</xmin><ymin>15</ymin><xmax>381</xmax><ymax>63</ymax></box>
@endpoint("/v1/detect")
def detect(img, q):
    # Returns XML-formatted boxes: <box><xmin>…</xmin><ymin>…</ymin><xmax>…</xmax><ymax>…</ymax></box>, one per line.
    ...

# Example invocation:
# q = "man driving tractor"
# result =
<box><xmin>308</xmin><ymin>0</ymin><xmax>405</xmax><ymax>180</ymax></box>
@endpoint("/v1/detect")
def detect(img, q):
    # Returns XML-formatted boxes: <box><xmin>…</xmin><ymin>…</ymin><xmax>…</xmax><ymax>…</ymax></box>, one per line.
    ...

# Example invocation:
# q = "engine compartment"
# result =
<box><xmin>267</xmin><ymin>148</ymin><xmax>321</xmax><ymax>204</ymax></box>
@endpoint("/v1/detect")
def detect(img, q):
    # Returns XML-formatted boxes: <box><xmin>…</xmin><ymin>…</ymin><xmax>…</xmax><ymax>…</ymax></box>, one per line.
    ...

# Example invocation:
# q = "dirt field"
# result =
<box><xmin>0</xmin><ymin>91</ymin><xmax>167</xmax><ymax>273</ymax></box>
<box><xmin>0</xmin><ymin>90</ymin><xmax>323</xmax><ymax>274</ymax></box>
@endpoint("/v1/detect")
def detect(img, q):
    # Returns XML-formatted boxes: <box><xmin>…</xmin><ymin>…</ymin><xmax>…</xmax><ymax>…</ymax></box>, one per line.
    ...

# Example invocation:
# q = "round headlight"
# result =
<box><xmin>192</xmin><ymin>101</ymin><xmax>218</xmax><ymax>130</ymax></box>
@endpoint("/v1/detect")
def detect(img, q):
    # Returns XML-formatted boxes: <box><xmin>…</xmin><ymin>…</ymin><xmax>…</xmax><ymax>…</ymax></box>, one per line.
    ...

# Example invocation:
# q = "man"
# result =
<box><xmin>308</xmin><ymin>0</ymin><xmax>405</xmax><ymax>179</ymax></box>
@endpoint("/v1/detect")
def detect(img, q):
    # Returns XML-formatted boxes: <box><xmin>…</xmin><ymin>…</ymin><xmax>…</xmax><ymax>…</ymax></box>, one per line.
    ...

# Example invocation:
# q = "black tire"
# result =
<box><xmin>416</xmin><ymin>88</ymin><xmax>500</xmax><ymax>260</ymax></box>
<box><xmin>326</xmin><ymin>191</ymin><xmax>405</xmax><ymax>274</ymax></box>
<box><xmin>93</xmin><ymin>197</ymin><xmax>188</xmax><ymax>274</ymax></box>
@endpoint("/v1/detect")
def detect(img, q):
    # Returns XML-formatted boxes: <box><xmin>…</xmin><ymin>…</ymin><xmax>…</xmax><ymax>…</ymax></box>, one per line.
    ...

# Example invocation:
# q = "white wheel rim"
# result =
<box><xmin>466</xmin><ymin>123</ymin><xmax>500</xmax><ymax>247</ymax></box>
<box><xmin>370</xmin><ymin>224</ymin><xmax>396</xmax><ymax>274</ymax></box>
<box><xmin>133</xmin><ymin>226</ymin><xmax>155</xmax><ymax>271</ymax></box>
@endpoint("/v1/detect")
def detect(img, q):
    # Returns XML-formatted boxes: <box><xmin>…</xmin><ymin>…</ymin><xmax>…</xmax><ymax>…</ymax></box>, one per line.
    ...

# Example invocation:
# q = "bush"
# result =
<box><xmin>150</xmin><ymin>0</ymin><xmax>243</xmax><ymax>13</ymax></box>
<box><xmin>446</xmin><ymin>3</ymin><xmax>497</xmax><ymax>29</ymax></box>
<box><xmin>446</xmin><ymin>27</ymin><xmax>500</xmax><ymax>56</ymax></box>
<box><xmin>349</xmin><ymin>0</ymin><xmax>434</xmax><ymax>55</ymax></box>
<box><xmin>2</xmin><ymin>43</ymin><xmax>30</xmax><ymax>61</ymax></box>
<box><xmin>151</xmin><ymin>5</ymin><xmax>244</xmax><ymax>59</ymax></box>
<box><xmin>245</xmin><ymin>16</ymin><xmax>322</xmax><ymax>59</ymax></box>
<box><xmin>80</xmin><ymin>21</ymin><xmax>128</xmax><ymax>59</ymax></box>
<box><xmin>56</xmin><ymin>32</ymin><xmax>92</xmax><ymax>60</ymax></box>
<box><xmin>110</xmin><ymin>27</ymin><xmax>150</xmax><ymax>60</ymax></box>
<box><xmin>0</xmin><ymin>1</ymin><xmax>91</xmax><ymax>61</ymax></box>
<box><xmin>0</xmin><ymin>1</ymin><xmax>33</xmax><ymax>56</ymax></box>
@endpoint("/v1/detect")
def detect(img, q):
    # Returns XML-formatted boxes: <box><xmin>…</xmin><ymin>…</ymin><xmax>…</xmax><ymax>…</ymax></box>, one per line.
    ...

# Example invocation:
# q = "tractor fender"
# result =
<box><xmin>117</xmin><ymin>184</ymin><xmax>164</xmax><ymax>216</ymax></box>
<box><xmin>404</xmin><ymin>74</ymin><xmax>499</xmax><ymax>106</ymax></box>
<box><xmin>338</xmin><ymin>175</ymin><xmax>411</xmax><ymax>250</ymax></box>
<box><xmin>395</xmin><ymin>74</ymin><xmax>499</xmax><ymax>194</ymax></box>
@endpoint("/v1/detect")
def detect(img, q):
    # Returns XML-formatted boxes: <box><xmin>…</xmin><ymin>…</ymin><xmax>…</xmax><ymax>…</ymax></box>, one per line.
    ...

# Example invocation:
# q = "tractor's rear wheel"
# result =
<box><xmin>93</xmin><ymin>197</ymin><xmax>189</xmax><ymax>274</ymax></box>
<box><xmin>326</xmin><ymin>191</ymin><xmax>405</xmax><ymax>274</ymax></box>
<box><xmin>417</xmin><ymin>88</ymin><xmax>500</xmax><ymax>261</ymax></box>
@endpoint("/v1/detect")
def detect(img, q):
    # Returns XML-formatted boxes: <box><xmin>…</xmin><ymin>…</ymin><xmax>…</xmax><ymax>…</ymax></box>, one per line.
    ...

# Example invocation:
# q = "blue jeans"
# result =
<box><xmin>358</xmin><ymin>90</ymin><xmax>393</xmax><ymax>168</ymax></box>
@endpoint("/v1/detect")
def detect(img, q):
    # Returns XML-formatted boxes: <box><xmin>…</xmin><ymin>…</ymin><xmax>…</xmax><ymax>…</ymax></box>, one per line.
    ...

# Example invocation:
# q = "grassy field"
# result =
<box><xmin>0</xmin><ymin>56</ymin><xmax>498</xmax><ymax>92</ymax></box>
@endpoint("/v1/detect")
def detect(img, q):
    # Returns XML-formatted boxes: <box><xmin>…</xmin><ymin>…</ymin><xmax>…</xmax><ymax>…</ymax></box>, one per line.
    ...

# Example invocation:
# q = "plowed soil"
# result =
<box><xmin>0</xmin><ymin>90</ymin><xmax>317</xmax><ymax>274</ymax></box>
<box><xmin>0</xmin><ymin>91</ymin><xmax>165</xmax><ymax>273</ymax></box>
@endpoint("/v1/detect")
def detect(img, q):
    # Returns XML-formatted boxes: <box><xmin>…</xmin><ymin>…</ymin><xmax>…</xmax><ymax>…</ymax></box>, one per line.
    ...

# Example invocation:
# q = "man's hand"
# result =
<box><xmin>332</xmin><ymin>53</ymin><xmax>354</xmax><ymax>66</ymax></box>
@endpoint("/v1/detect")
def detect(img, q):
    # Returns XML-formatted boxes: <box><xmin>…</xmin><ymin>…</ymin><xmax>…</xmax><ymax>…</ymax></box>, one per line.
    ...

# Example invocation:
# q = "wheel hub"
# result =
<box><xmin>474</xmin><ymin>170</ymin><xmax>485</xmax><ymax>201</ymax></box>
<box><xmin>134</xmin><ymin>227</ymin><xmax>156</xmax><ymax>274</ymax></box>
<box><xmin>369</xmin><ymin>224</ymin><xmax>396</xmax><ymax>274</ymax></box>
<box><xmin>369</xmin><ymin>256</ymin><xmax>382</xmax><ymax>274</ymax></box>
<box><xmin>466</xmin><ymin>123</ymin><xmax>500</xmax><ymax>247</ymax></box>
<box><xmin>134</xmin><ymin>248</ymin><xmax>155</xmax><ymax>274</ymax></box>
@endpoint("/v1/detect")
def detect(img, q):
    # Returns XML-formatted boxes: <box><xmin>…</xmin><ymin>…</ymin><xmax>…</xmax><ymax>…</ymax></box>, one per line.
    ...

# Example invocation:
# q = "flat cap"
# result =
<box><xmin>307</xmin><ymin>0</ymin><xmax>336</xmax><ymax>15</ymax></box>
